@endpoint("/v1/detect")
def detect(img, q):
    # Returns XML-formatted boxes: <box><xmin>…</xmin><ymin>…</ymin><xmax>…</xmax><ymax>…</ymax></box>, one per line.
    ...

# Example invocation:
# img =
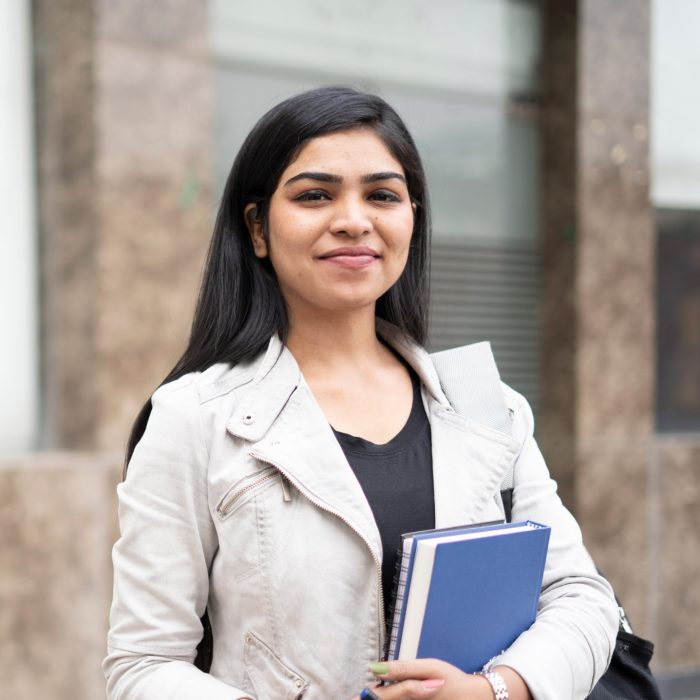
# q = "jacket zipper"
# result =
<box><xmin>249</xmin><ymin>450</ymin><xmax>385</xmax><ymax>659</ymax></box>
<box><xmin>217</xmin><ymin>469</ymin><xmax>278</xmax><ymax>517</ymax></box>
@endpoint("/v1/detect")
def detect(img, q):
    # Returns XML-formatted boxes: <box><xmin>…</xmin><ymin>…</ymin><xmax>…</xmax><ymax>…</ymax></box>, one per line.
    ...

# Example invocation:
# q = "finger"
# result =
<box><xmin>370</xmin><ymin>659</ymin><xmax>448</xmax><ymax>682</ymax></box>
<box><xmin>376</xmin><ymin>678</ymin><xmax>446</xmax><ymax>699</ymax></box>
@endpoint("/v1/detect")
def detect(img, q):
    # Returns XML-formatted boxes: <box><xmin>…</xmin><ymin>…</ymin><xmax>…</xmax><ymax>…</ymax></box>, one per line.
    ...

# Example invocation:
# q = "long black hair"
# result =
<box><xmin>125</xmin><ymin>86</ymin><xmax>431</xmax><ymax>470</ymax></box>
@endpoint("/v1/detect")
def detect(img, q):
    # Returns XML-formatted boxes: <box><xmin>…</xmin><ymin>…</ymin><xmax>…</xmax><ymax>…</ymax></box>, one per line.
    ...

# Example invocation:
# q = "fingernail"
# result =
<box><xmin>421</xmin><ymin>679</ymin><xmax>445</xmax><ymax>690</ymax></box>
<box><xmin>369</xmin><ymin>662</ymin><xmax>390</xmax><ymax>676</ymax></box>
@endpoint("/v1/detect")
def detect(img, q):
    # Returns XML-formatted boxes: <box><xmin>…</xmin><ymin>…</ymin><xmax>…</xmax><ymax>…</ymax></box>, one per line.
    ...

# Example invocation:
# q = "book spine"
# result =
<box><xmin>386</xmin><ymin>550</ymin><xmax>412</xmax><ymax>659</ymax></box>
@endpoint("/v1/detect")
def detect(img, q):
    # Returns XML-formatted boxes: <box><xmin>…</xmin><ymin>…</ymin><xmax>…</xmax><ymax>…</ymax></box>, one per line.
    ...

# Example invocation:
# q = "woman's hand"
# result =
<box><xmin>351</xmin><ymin>659</ymin><xmax>533</xmax><ymax>700</ymax></box>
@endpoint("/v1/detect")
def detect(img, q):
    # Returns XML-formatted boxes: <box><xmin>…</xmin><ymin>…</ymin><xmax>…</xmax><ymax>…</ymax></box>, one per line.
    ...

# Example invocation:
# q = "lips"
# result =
<box><xmin>318</xmin><ymin>246</ymin><xmax>380</xmax><ymax>260</ymax></box>
<box><xmin>317</xmin><ymin>246</ymin><xmax>381</xmax><ymax>269</ymax></box>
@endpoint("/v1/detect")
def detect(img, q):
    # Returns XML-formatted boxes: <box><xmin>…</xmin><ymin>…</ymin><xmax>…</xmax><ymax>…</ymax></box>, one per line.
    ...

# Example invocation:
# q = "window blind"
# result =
<box><xmin>428</xmin><ymin>239</ymin><xmax>540</xmax><ymax>417</ymax></box>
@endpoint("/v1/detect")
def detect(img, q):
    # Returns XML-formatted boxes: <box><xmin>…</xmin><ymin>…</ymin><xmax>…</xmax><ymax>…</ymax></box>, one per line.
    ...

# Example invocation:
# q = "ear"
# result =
<box><xmin>244</xmin><ymin>203</ymin><xmax>268</xmax><ymax>258</ymax></box>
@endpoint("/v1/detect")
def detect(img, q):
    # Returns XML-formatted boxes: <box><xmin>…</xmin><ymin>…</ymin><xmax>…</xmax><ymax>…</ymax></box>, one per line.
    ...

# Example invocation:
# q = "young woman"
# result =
<box><xmin>104</xmin><ymin>86</ymin><xmax>618</xmax><ymax>700</ymax></box>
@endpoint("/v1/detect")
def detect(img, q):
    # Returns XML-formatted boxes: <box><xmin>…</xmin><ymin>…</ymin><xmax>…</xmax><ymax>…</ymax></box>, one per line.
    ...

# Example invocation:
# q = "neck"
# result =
<box><xmin>285</xmin><ymin>306</ymin><xmax>386</xmax><ymax>376</ymax></box>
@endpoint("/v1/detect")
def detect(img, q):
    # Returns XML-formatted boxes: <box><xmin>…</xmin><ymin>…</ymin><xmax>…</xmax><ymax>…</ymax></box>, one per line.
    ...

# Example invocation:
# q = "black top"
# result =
<box><xmin>333</xmin><ymin>370</ymin><xmax>435</xmax><ymax>628</ymax></box>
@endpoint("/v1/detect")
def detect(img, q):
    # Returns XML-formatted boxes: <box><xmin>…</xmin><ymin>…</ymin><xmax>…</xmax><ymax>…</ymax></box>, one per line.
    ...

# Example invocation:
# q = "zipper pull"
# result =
<box><xmin>280</xmin><ymin>475</ymin><xmax>292</xmax><ymax>502</ymax></box>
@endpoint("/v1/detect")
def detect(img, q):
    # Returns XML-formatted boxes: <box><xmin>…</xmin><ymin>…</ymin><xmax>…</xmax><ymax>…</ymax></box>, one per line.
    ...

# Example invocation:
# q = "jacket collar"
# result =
<box><xmin>226</xmin><ymin>335</ymin><xmax>298</xmax><ymax>443</ymax></box>
<box><xmin>227</xmin><ymin>322</ymin><xmax>452</xmax><ymax>443</ymax></box>
<box><xmin>227</xmin><ymin>334</ymin><xmax>383</xmax><ymax>556</ymax></box>
<box><xmin>226</xmin><ymin>326</ymin><xmax>521</xmax><ymax>544</ymax></box>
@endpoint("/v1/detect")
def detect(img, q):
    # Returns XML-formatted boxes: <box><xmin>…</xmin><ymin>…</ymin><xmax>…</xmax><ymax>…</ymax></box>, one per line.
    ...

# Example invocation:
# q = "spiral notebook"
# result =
<box><xmin>386</xmin><ymin>520</ymin><xmax>550</xmax><ymax>673</ymax></box>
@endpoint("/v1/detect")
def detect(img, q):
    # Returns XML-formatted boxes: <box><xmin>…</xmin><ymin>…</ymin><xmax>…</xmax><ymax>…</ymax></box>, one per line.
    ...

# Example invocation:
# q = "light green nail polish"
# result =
<box><xmin>370</xmin><ymin>662</ymin><xmax>390</xmax><ymax>676</ymax></box>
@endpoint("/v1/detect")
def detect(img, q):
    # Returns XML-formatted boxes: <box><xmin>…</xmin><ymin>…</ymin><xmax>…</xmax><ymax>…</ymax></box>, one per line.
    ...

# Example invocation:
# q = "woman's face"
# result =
<box><xmin>246</xmin><ymin>127</ymin><xmax>415</xmax><ymax>322</ymax></box>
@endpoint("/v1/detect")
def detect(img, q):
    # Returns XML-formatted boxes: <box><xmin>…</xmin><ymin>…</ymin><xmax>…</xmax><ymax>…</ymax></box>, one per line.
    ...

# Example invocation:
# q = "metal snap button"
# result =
<box><xmin>245</xmin><ymin>633</ymin><xmax>253</xmax><ymax>644</ymax></box>
<box><xmin>243</xmin><ymin>414</ymin><xmax>255</xmax><ymax>425</ymax></box>
<box><xmin>294</xmin><ymin>679</ymin><xmax>303</xmax><ymax>689</ymax></box>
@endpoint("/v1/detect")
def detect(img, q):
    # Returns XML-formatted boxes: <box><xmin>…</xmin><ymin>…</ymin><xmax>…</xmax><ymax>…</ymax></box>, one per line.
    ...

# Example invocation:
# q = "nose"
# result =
<box><xmin>328</xmin><ymin>195</ymin><xmax>372</xmax><ymax>238</ymax></box>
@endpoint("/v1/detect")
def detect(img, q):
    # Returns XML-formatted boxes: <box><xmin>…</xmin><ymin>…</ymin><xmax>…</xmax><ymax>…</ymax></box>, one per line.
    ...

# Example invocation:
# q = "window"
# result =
<box><xmin>210</xmin><ymin>0</ymin><xmax>542</xmax><ymax>408</ymax></box>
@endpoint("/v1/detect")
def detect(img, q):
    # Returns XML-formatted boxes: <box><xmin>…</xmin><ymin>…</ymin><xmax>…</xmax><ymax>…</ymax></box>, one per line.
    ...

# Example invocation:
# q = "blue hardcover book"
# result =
<box><xmin>393</xmin><ymin>521</ymin><xmax>550</xmax><ymax>673</ymax></box>
<box><xmin>387</xmin><ymin>520</ymin><xmax>525</xmax><ymax>660</ymax></box>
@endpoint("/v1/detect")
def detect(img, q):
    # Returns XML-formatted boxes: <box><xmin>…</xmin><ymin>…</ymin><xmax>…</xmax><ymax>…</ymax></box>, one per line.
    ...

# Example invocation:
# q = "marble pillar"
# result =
<box><xmin>542</xmin><ymin>0</ymin><xmax>700</xmax><ymax>677</ymax></box>
<box><xmin>34</xmin><ymin>0</ymin><xmax>214</xmax><ymax>452</ymax></box>
<box><xmin>34</xmin><ymin>0</ymin><xmax>100</xmax><ymax>450</ymax></box>
<box><xmin>575</xmin><ymin>0</ymin><xmax>656</xmax><ymax>632</ymax></box>
<box><xmin>539</xmin><ymin>0</ymin><xmax>579</xmax><ymax>508</ymax></box>
<box><xmin>540</xmin><ymin>0</ymin><xmax>656</xmax><ymax>633</ymax></box>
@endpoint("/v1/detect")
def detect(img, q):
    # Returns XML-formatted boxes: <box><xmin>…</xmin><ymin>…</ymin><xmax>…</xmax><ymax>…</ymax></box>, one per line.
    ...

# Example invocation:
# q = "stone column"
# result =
<box><xmin>539</xmin><ymin>0</ymin><xmax>579</xmax><ymax>508</ymax></box>
<box><xmin>93</xmin><ymin>0</ymin><xmax>214</xmax><ymax>449</ymax></box>
<box><xmin>575</xmin><ymin>0</ymin><xmax>655</xmax><ymax>631</ymax></box>
<box><xmin>34</xmin><ymin>0</ymin><xmax>100</xmax><ymax>449</ymax></box>
<box><xmin>540</xmin><ymin>0</ymin><xmax>655</xmax><ymax>634</ymax></box>
<box><xmin>34</xmin><ymin>0</ymin><xmax>214</xmax><ymax>452</ymax></box>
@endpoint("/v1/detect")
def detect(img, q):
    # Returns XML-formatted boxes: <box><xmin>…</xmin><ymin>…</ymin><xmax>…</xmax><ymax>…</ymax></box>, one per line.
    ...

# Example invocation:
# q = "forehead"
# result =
<box><xmin>283</xmin><ymin>128</ymin><xmax>404</xmax><ymax>176</ymax></box>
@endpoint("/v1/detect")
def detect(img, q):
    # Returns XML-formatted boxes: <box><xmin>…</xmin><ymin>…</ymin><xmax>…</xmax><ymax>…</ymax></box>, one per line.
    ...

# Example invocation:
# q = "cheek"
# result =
<box><xmin>390</xmin><ymin>213</ymin><xmax>415</xmax><ymax>255</ymax></box>
<box><xmin>266</xmin><ymin>218</ymin><xmax>318</xmax><ymax>279</ymax></box>
<box><xmin>267</xmin><ymin>212</ymin><xmax>300</xmax><ymax>255</ymax></box>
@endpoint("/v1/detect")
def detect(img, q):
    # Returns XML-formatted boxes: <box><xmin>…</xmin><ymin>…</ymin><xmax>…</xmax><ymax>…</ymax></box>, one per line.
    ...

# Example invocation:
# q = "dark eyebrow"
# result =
<box><xmin>360</xmin><ymin>171</ymin><xmax>406</xmax><ymax>185</ymax></box>
<box><xmin>284</xmin><ymin>172</ymin><xmax>342</xmax><ymax>187</ymax></box>
<box><xmin>283</xmin><ymin>171</ymin><xmax>407</xmax><ymax>187</ymax></box>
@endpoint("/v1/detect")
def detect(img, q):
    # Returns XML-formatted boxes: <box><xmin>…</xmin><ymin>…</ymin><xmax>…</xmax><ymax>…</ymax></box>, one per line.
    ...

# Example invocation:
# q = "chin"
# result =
<box><xmin>322</xmin><ymin>294</ymin><xmax>380</xmax><ymax>312</ymax></box>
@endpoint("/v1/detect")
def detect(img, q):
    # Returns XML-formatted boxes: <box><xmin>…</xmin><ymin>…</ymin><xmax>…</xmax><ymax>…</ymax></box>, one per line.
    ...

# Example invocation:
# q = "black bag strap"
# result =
<box><xmin>194</xmin><ymin>612</ymin><xmax>213</xmax><ymax>672</ymax></box>
<box><xmin>500</xmin><ymin>488</ymin><xmax>514</xmax><ymax>523</ymax></box>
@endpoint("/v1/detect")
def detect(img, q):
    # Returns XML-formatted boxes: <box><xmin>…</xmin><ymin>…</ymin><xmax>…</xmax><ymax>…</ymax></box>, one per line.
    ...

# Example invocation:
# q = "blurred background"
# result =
<box><xmin>1</xmin><ymin>0</ymin><xmax>699</xmax><ymax>698</ymax></box>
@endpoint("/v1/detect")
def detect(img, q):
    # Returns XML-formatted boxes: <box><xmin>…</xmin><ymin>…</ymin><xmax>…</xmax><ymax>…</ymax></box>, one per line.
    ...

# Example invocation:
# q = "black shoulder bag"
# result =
<box><xmin>501</xmin><ymin>488</ymin><xmax>661</xmax><ymax>700</ymax></box>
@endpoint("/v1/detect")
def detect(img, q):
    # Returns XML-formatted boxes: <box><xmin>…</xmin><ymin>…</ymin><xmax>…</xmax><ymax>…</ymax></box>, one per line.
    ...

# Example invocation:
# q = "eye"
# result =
<box><xmin>369</xmin><ymin>189</ymin><xmax>402</xmax><ymax>203</ymax></box>
<box><xmin>295</xmin><ymin>190</ymin><xmax>331</xmax><ymax>202</ymax></box>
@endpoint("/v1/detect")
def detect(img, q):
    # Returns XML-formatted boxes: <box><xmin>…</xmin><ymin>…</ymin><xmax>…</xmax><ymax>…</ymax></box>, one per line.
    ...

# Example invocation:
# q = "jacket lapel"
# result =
<box><xmin>378</xmin><ymin>324</ymin><xmax>523</xmax><ymax>528</ymax></box>
<box><xmin>226</xmin><ymin>338</ymin><xmax>382</xmax><ymax>559</ymax></box>
<box><xmin>225</xmin><ymin>331</ymin><xmax>523</xmax><ymax>548</ymax></box>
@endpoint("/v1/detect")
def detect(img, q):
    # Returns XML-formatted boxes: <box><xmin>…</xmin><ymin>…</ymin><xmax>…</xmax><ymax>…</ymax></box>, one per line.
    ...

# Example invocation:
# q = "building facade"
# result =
<box><xmin>1</xmin><ymin>0</ymin><xmax>699</xmax><ymax>697</ymax></box>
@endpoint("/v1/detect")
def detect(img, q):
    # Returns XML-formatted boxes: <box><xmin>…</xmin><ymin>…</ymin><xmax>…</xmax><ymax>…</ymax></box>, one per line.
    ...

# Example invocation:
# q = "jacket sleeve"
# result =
<box><xmin>103</xmin><ymin>376</ymin><xmax>253</xmax><ymax>700</ymax></box>
<box><xmin>493</xmin><ymin>387</ymin><xmax>618</xmax><ymax>700</ymax></box>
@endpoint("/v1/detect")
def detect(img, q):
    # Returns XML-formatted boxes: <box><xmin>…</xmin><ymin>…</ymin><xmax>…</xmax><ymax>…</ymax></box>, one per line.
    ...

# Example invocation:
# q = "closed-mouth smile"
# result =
<box><xmin>317</xmin><ymin>246</ymin><xmax>381</xmax><ymax>269</ymax></box>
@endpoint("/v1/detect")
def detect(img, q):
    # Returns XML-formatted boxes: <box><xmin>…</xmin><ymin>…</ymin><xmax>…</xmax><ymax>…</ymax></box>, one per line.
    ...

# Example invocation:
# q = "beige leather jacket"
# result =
<box><xmin>104</xmin><ymin>325</ymin><xmax>617</xmax><ymax>700</ymax></box>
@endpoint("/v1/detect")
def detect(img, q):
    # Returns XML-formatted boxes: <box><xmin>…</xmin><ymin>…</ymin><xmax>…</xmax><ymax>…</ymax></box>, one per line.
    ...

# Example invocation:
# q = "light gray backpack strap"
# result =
<box><xmin>430</xmin><ymin>343</ymin><xmax>515</xmax><ymax>491</ymax></box>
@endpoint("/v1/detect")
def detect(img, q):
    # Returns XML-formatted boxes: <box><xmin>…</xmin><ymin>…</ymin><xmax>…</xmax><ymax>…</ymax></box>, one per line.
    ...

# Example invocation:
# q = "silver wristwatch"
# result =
<box><xmin>480</xmin><ymin>670</ymin><xmax>509</xmax><ymax>700</ymax></box>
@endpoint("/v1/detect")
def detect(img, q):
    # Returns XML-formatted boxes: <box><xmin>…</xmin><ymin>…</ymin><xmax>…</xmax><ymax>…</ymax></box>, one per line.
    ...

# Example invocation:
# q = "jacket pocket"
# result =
<box><xmin>216</xmin><ymin>466</ymin><xmax>279</xmax><ymax>520</ymax></box>
<box><xmin>243</xmin><ymin>630</ymin><xmax>308</xmax><ymax>700</ymax></box>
